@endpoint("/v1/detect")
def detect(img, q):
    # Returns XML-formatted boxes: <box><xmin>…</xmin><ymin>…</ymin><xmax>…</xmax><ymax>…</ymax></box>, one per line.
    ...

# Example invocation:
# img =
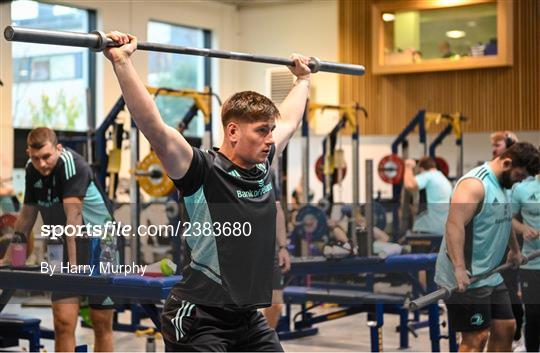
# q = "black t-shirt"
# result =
<box><xmin>271</xmin><ymin>169</ymin><xmax>281</xmax><ymax>202</ymax></box>
<box><xmin>171</xmin><ymin>146</ymin><xmax>277</xmax><ymax>310</ymax></box>
<box><xmin>24</xmin><ymin>148</ymin><xmax>112</xmax><ymax>226</ymax></box>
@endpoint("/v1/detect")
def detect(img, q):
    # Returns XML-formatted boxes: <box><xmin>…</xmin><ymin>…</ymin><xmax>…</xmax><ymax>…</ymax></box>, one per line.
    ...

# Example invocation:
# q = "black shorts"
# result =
<box><xmin>520</xmin><ymin>269</ymin><xmax>540</xmax><ymax>316</ymax></box>
<box><xmin>51</xmin><ymin>292</ymin><xmax>115</xmax><ymax>310</ymax></box>
<box><xmin>445</xmin><ymin>282</ymin><xmax>514</xmax><ymax>332</ymax></box>
<box><xmin>501</xmin><ymin>267</ymin><xmax>521</xmax><ymax>304</ymax></box>
<box><xmin>161</xmin><ymin>294</ymin><xmax>283</xmax><ymax>352</ymax></box>
<box><xmin>50</xmin><ymin>235</ymin><xmax>114</xmax><ymax>310</ymax></box>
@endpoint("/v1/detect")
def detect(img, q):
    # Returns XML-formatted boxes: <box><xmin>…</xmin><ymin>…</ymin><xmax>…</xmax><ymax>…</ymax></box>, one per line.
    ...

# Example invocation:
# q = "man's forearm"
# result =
<box><xmin>275</xmin><ymin>202</ymin><xmax>287</xmax><ymax>247</ymax></box>
<box><xmin>507</xmin><ymin>229</ymin><xmax>520</xmax><ymax>254</ymax></box>
<box><xmin>14</xmin><ymin>207</ymin><xmax>37</xmax><ymax>236</ymax></box>
<box><xmin>65</xmin><ymin>216</ymin><xmax>82</xmax><ymax>265</ymax></box>
<box><xmin>403</xmin><ymin>168</ymin><xmax>417</xmax><ymax>191</ymax></box>
<box><xmin>278</xmin><ymin>79</ymin><xmax>309</xmax><ymax>128</ymax></box>
<box><xmin>112</xmin><ymin>59</ymin><xmax>166</xmax><ymax>145</ymax></box>
<box><xmin>512</xmin><ymin>218</ymin><xmax>526</xmax><ymax>235</ymax></box>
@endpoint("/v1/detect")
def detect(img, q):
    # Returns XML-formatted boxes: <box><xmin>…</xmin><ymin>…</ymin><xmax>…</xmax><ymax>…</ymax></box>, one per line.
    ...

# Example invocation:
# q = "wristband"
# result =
<box><xmin>295</xmin><ymin>78</ymin><xmax>310</xmax><ymax>86</ymax></box>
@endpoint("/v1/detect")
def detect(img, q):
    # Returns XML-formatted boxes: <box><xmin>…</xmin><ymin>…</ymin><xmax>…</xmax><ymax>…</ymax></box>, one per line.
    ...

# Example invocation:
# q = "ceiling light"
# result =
<box><xmin>382</xmin><ymin>13</ymin><xmax>395</xmax><ymax>22</ymax></box>
<box><xmin>446</xmin><ymin>30</ymin><xmax>466</xmax><ymax>39</ymax></box>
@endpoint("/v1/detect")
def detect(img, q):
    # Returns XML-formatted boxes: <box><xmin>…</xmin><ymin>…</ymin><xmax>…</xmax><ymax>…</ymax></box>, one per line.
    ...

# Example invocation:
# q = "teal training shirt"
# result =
<box><xmin>412</xmin><ymin>169</ymin><xmax>453</xmax><ymax>235</ymax></box>
<box><xmin>435</xmin><ymin>163</ymin><xmax>512</xmax><ymax>289</ymax></box>
<box><xmin>512</xmin><ymin>176</ymin><xmax>540</xmax><ymax>270</ymax></box>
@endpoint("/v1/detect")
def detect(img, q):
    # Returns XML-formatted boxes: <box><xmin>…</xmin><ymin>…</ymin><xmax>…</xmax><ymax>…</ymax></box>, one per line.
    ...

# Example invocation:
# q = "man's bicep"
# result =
<box><xmin>448</xmin><ymin>179</ymin><xmax>484</xmax><ymax>226</ymax></box>
<box><xmin>16</xmin><ymin>204</ymin><xmax>39</xmax><ymax>231</ymax></box>
<box><xmin>63</xmin><ymin>196</ymin><xmax>83</xmax><ymax>218</ymax></box>
<box><xmin>153</xmin><ymin>126</ymin><xmax>194</xmax><ymax>180</ymax></box>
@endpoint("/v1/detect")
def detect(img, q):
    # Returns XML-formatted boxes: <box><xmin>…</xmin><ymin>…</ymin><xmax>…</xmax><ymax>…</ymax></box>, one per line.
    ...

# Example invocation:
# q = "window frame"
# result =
<box><xmin>11</xmin><ymin>0</ymin><xmax>97</xmax><ymax>166</ymax></box>
<box><xmin>371</xmin><ymin>0</ymin><xmax>513</xmax><ymax>75</ymax></box>
<box><xmin>146</xmin><ymin>19</ymin><xmax>212</xmax><ymax>138</ymax></box>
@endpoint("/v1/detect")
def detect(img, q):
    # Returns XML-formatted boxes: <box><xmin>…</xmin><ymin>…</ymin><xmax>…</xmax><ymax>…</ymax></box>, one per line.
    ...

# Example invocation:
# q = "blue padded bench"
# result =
<box><xmin>284</xmin><ymin>286</ymin><xmax>406</xmax><ymax>305</ymax></box>
<box><xmin>111</xmin><ymin>275</ymin><xmax>181</xmax><ymax>288</ymax></box>
<box><xmin>282</xmin><ymin>285</ymin><xmax>410</xmax><ymax>351</ymax></box>
<box><xmin>0</xmin><ymin>314</ymin><xmax>41</xmax><ymax>352</ymax></box>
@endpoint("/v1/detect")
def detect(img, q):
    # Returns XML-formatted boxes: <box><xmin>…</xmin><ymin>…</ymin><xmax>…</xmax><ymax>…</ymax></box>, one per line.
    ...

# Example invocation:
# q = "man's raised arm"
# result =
<box><xmin>104</xmin><ymin>31</ymin><xmax>192</xmax><ymax>180</ymax></box>
<box><xmin>273</xmin><ymin>54</ymin><xmax>312</xmax><ymax>156</ymax></box>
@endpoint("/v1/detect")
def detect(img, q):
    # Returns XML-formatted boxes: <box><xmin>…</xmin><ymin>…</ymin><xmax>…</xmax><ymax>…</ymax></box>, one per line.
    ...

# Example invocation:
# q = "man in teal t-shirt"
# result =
<box><xmin>435</xmin><ymin>143</ymin><xmax>540</xmax><ymax>352</ymax></box>
<box><xmin>512</xmin><ymin>174</ymin><xmax>540</xmax><ymax>352</ymax></box>
<box><xmin>404</xmin><ymin>156</ymin><xmax>453</xmax><ymax>236</ymax></box>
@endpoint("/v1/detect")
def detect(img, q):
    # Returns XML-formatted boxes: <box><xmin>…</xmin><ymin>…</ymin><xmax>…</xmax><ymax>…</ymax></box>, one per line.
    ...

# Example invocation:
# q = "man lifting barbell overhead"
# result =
<box><xmin>511</xmin><ymin>171</ymin><xmax>540</xmax><ymax>352</ymax></box>
<box><xmin>434</xmin><ymin>143</ymin><xmax>540</xmax><ymax>352</ymax></box>
<box><xmin>403</xmin><ymin>156</ymin><xmax>453</xmax><ymax>237</ymax></box>
<box><xmin>104</xmin><ymin>30</ymin><xmax>311</xmax><ymax>351</ymax></box>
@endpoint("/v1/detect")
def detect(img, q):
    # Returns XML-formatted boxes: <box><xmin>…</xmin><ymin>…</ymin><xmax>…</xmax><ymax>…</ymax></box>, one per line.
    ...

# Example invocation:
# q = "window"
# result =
<box><xmin>13</xmin><ymin>53</ymin><xmax>82</xmax><ymax>82</ymax></box>
<box><xmin>11</xmin><ymin>0</ymin><xmax>95</xmax><ymax>131</ymax></box>
<box><xmin>147</xmin><ymin>21</ymin><xmax>210</xmax><ymax>138</ymax></box>
<box><xmin>372</xmin><ymin>0</ymin><xmax>512</xmax><ymax>74</ymax></box>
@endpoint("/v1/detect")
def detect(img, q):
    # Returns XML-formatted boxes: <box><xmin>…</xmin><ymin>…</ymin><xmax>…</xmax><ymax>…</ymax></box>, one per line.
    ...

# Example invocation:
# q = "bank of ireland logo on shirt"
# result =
<box><xmin>470</xmin><ymin>313</ymin><xmax>484</xmax><ymax>326</ymax></box>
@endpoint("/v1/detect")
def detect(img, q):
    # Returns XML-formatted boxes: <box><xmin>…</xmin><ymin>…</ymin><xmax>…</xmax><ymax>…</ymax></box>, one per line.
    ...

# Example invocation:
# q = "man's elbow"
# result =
<box><xmin>65</xmin><ymin>211</ymin><xmax>82</xmax><ymax>225</ymax></box>
<box><xmin>404</xmin><ymin>181</ymin><xmax>416</xmax><ymax>191</ymax></box>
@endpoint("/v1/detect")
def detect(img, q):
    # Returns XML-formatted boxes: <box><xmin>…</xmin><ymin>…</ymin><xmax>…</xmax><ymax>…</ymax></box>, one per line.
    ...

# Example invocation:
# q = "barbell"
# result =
<box><xmin>4</xmin><ymin>26</ymin><xmax>365</xmax><ymax>76</ymax></box>
<box><xmin>377</xmin><ymin>154</ymin><xmax>450</xmax><ymax>185</ymax></box>
<box><xmin>408</xmin><ymin>249</ymin><xmax>540</xmax><ymax>311</ymax></box>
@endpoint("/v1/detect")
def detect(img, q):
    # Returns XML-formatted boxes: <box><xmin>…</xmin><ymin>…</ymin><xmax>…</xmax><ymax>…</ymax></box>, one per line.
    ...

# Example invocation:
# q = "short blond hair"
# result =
<box><xmin>490</xmin><ymin>131</ymin><xmax>518</xmax><ymax>146</ymax></box>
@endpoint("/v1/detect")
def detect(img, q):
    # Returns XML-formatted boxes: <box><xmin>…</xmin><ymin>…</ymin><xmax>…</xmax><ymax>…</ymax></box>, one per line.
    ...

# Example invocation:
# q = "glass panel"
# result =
<box><xmin>50</xmin><ymin>54</ymin><xmax>77</xmax><ymax>80</ymax></box>
<box><xmin>147</xmin><ymin>21</ymin><xmax>207</xmax><ymax>138</ymax></box>
<box><xmin>382</xmin><ymin>2</ymin><xmax>497</xmax><ymax>65</ymax></box>
<box><xmin>11</xmin><ymin>0</ymin><xmax>90</xmax><ymax>131</ymax></box>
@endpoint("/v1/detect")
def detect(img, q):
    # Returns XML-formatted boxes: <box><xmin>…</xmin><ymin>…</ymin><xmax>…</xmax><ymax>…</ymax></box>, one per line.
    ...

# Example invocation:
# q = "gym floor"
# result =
<box><xmin>3</xmin><ymin>300</ymin><xmax>438</xmax><ymax>352</ymax></box>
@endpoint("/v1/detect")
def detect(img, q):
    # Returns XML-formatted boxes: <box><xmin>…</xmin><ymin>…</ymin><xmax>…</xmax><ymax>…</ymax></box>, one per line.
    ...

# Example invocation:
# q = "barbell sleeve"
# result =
<box><xmin>408</xmin><ymin>287</ymin><xmax>451</xmax><ymax>312</ymax></box>
<box><xmin>4</xmin><ymin>26</ymin><xmax>365</xmax><ymax>76</ymax></box>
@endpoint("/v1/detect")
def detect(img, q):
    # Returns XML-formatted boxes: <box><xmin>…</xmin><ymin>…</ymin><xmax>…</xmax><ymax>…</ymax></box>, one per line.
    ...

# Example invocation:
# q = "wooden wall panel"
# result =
<box><xmin>339</xmin><ymin>0</ymin><xmax>540</xmax><ymax>135</ymax></box>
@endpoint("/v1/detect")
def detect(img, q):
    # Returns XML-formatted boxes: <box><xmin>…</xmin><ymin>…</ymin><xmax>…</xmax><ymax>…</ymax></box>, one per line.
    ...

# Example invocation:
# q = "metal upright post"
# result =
<box><xmin>301</xmin><ymin>101</ymin><xmax>310</xmax><ymax>204</ymax></box>
<box><xmin>351</xmin><ymin>119</ymin><xmax>360</xmax><ymax>251</ymax></box>
<box><xmin>130</xmin><ymin>120</ymin><xmax>140</xmax><ymax>264</ymax></box>
<box><xmin>365</xmin><ymin>159</ymin><xmax>374</xmax><ymax>256</ymax></box>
